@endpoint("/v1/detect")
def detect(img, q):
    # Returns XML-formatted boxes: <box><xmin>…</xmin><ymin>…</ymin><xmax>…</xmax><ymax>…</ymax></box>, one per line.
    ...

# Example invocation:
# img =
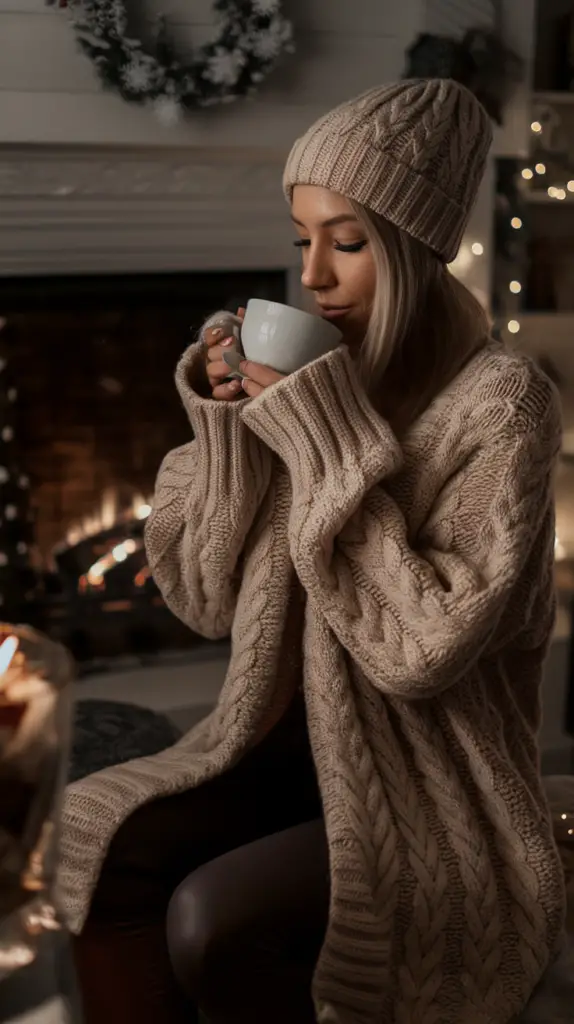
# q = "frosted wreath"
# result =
<box><xmin>59</xmin><ymin>0</ymin><xmax>294</xmax><ymax>124</ymax></box>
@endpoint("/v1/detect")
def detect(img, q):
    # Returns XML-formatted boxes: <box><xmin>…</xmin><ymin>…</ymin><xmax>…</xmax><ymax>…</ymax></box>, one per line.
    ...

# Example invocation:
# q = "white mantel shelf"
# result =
<box><xmin>0</xmin><ymin>145</ymin><xmax>296</xmax><ymax>276</ymax></box>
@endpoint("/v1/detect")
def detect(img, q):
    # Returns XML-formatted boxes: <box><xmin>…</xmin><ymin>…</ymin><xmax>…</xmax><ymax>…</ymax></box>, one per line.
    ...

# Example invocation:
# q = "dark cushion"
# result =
<box><xmin>69</xmin><ymin>699</ymin><xmax>182</xmax><ymax>783</ymax></box>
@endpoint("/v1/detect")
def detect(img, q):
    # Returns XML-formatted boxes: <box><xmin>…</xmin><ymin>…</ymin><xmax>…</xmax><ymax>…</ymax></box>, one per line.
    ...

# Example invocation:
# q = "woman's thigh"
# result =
<box><xmin>74</xmin><ymin>710</ymin><xmax>322</xmax><ymax>1023</ymax></box>
<box><xmin>167</xmin><ymin>818</ymin><xmax>329</xmax><ymax>1021</ymax></box>
<box><xmin>88</xmin><ymin>704</ymin><xmax>321</xmax><ymax>921</ymax></box>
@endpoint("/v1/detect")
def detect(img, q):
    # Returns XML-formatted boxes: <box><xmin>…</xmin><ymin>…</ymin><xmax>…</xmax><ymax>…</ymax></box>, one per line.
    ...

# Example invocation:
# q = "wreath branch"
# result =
<box><xmin>48</xmin><ymin>0</ymin><xmax>294</xmax><ymax>123</ymax></box>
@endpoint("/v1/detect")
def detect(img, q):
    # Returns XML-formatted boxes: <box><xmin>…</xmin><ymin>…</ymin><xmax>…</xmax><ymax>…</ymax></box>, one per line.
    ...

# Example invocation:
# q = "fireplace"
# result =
<box><xmin>0</xmin><ymin>270</ymin><xmax>286</xmax><ymax>670</ymax></box>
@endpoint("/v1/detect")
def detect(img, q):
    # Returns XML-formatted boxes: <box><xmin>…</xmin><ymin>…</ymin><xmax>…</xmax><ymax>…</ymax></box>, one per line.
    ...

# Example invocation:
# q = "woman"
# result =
<box><xmin>62</xmin><ymin>78</ymin><xmax>566</xmax><ymax>1024</ymax></box>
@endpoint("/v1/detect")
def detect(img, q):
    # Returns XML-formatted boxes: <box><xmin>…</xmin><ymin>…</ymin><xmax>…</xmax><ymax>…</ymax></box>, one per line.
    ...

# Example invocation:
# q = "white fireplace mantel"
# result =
<box><xmin>0</xmin><ymin>142</ymin><xmax>493</xmax><ymax>311</ymax></box>
<box><xmin>0</xmin><ymin>145</ymin><xmax>297</xmax><ymax>278</ymax></box>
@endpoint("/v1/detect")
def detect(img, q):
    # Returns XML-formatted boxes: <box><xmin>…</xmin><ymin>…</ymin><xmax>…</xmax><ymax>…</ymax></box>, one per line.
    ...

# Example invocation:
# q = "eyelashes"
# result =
<box><xmin>292</xmin><ymin>239</ymin><xmax>368</xmax><ymax>253</ymax></box>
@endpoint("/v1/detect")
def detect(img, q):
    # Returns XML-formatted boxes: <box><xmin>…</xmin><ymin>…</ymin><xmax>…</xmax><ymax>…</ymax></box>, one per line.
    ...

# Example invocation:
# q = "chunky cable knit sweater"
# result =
<box><xmin>59</xmin><ymin>339</ymin><xmax>566</xmax><ymax>1024</ymax></box>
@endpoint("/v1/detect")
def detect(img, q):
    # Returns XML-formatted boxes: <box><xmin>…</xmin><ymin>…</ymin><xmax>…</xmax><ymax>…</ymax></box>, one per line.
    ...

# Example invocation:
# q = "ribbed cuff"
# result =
<box><xmin>175</xmin><ymin>341</ymin><xmax>250</xmax><ymax>450</ymax></box>
<box><xmin>241</xmin><ymin>346</ymin><xmax>402</xmax><ymax>488</ymax></box>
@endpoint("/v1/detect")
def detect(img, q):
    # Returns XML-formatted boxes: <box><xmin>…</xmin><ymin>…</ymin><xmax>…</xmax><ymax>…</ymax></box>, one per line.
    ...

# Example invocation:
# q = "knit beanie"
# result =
<box><xmin>283</xmin><ymin>78</ymin><xmax>492</xmax><ymax>264</ymax></box>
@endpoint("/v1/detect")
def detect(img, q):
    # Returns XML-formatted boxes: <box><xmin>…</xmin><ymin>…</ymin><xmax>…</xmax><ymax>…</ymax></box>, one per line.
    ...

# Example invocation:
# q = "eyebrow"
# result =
<box><xmin>290</xmin><ymin>213</ymin><xmax>359</xmax><ymax>229</ymax></box>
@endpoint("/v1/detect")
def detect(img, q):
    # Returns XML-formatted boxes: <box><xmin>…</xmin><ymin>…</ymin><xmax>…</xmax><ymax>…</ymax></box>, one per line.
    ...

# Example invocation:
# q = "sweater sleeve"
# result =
<box><xmin>144</xmin><ymin>342</ymin><xmax>273</xmax><ymax>640</ymax></box>
<box><xmin>240</xmin><ymin>346</ymin><xmax>562</xmax><ymax>699</ymax></box>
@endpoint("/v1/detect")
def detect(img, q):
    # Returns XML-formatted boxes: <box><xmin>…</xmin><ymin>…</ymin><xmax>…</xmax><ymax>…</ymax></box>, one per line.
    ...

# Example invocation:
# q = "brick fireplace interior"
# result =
<box><xmin>0</xmin><ymin>269</ymin><xmax>286</xmax><ymax>667</ymax></box>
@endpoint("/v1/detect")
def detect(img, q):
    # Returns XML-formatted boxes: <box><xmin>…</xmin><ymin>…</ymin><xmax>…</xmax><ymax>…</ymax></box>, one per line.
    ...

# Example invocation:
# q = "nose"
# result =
<box><xmin>300</xmin><ymin>244</ymin><xmax>336</xmax><ymax>293</ymax></box>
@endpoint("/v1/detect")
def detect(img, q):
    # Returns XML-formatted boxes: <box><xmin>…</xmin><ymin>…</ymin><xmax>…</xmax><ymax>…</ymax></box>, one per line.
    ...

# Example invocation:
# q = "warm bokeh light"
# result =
<box><xmin>0</xmin><ymin>635</ymin><xmax>18</xmax><ymax>675</ymax></box>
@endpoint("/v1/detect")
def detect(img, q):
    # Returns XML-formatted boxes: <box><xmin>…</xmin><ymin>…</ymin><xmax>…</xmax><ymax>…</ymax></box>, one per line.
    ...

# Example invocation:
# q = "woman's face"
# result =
<box><xmin>291</xmin><ymin>185</ymin><xmax>376</xmax><ymax>348</ymax></box>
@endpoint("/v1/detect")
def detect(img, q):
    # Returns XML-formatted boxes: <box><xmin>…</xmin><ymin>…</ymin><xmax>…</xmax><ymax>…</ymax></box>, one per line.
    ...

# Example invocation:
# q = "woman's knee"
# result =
<box><xmin>166</xmin><ymin>869</ymin><xmax>227</xmax><ymax>1002</ymax></box>
<box><xmin>165</xmin><ymin>819</ymin><xmax>329</xmax><ymax>1004</ymax></box>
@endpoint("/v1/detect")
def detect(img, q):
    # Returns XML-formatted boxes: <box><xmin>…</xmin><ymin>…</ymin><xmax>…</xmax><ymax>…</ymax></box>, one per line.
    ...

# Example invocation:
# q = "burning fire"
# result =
<box><xmin>134</xmin><ymin>565</ymin><xmax>152</xmax><ymax>588</ymax></box>
<box><xmin>58</xmin><ymin>489</ymin><xmax>152</xmax><ymax>552</ymax></box>
<box><xmin>79</xmin><ymin>537</ymin><xmax>144</xmax><ymax>593</ymax></box>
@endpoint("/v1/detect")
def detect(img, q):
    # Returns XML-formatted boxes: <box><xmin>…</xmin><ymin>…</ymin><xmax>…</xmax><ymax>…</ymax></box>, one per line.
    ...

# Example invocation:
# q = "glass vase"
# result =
<box><xmin>0</xmin><ymin>623</ymin><xmax>81</xmax><ymax>1022</ymax></box>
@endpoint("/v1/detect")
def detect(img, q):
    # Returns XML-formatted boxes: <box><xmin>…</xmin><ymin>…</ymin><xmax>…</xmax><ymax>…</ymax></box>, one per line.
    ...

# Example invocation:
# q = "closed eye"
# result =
<box><xmin>293</xmin><ymin>239</ymin><xmax>368</xmax><ymax>253</ymax></box>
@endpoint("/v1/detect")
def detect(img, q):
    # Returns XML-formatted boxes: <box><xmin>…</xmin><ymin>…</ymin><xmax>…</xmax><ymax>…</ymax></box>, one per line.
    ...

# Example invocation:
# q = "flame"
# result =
<box><xmin>58</xmin><ymin>488</ymin><xmax>152</xmax><ymax>552</ymax></box>
<box><xmin>134</xmin><ymin>565</ymin><xmax>152</xmax><ymax>588</ymax></box>
<box><xmin>131</xmin><ymin>494</ymin><xmax>152</xmax><ymax>521</ymax></box>
<box><xmin>0</xmin><ymin>634</ymin><xmax>19</xmax><ymax>674</ymax></box>
<box><xmin>79</xmin><ymin>537</ymin><xmax>143</xmax><ymax>593</ymax></box>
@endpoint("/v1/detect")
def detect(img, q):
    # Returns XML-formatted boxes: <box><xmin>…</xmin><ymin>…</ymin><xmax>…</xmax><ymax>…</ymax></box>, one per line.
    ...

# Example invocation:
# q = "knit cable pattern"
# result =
<box><xmin>283</xmin><ymin>79</ymin><xmax>492</xmax><ymax>263</ymax></box>
<box><xmin>61</xmin><ymin>338</ymin><xmax>566</xmax><ymax>1021</ymax></box>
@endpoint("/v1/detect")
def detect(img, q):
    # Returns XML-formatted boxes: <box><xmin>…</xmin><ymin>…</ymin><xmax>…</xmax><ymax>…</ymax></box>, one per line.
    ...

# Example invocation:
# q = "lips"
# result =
<box><xmin>318</xmin><ymin>306</ymin><xmax>352</xmax><ymax>320</ymax></box>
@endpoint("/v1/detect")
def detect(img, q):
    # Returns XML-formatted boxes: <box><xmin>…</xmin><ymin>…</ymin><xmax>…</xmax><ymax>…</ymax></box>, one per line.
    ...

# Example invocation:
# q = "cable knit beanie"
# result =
<box><xmin>283</xmin><ymin>78</ymin><xmax>492</xmax><ymax>264</ymax></box>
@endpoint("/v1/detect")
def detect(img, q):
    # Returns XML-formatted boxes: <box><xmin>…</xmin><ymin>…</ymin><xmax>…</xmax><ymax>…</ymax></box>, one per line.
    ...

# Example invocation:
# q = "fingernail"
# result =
<box><xmin>221</xmin><ymin>337</ymin><xmax>234</xmax><ymax>347</ymax></box>
<box><xmin>228</xmin><ymin>380</ymin><xmax>241</xmax><ymax>392</ymax></box>
<box><xmin>211</xmin><ymin>327</ymin><xmax>223</xmax><ymax>339</ymax></box>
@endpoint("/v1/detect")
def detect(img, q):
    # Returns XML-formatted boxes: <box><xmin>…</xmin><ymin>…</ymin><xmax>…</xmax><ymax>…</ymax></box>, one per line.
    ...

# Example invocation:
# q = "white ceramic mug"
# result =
<box><xmin>238</xmin><ymin>299</ymin><xmax>343</xmax><ymax>375</ymax></box>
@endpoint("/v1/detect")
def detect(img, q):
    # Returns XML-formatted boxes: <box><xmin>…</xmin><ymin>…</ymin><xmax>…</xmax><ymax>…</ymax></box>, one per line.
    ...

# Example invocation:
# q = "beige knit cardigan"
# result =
<box><xmin>59</xmin><ymin>339</ymin><xmax>567</xmax><ymax>1024</ymax></box>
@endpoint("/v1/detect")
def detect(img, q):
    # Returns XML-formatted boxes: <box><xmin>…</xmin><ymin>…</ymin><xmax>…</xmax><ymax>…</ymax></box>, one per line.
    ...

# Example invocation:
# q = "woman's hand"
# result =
<box><xmin>205</xmin><ymin>307</ymin><xmax>246</xmax><ymax>402</ymax></box>
<box><xmin>239</xmin><ymin>361</ymin><xmax>286</xmax><ymax>398</ymax></box>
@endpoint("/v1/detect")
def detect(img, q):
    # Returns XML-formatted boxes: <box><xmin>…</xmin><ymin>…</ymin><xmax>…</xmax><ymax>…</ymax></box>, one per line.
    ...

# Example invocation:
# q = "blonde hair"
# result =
<box><xmin>349</xmin><ymin>201</ymin><xmax>492</xmax><ymax>433</ymax></box>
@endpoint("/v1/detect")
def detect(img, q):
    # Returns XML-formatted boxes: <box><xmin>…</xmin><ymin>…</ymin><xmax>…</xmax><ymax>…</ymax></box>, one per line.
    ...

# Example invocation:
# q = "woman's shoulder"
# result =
<box><xmin>448</xmin><ymin>338</ymin><xmax>562</xmax><ymax>442</ymax></box>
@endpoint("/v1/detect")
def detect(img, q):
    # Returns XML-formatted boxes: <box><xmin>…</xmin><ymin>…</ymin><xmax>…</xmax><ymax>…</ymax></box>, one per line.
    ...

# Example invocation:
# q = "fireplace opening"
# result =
<box><xmin>0</xmin><ymin>270</ymin><xmax>286</xmax><ymax>671</ymax></box>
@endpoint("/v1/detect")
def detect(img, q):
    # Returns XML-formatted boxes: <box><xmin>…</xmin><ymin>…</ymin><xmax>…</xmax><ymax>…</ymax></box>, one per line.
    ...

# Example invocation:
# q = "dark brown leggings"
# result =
<box><xmin>73</xmin><ymin>699</ymin><xmax>329</xmax><ymax>1024</ymax></box>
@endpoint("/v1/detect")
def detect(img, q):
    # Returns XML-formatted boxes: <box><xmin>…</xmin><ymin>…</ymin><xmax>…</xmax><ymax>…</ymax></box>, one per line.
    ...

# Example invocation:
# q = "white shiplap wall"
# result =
<box><xmin>0</xmin><ymin>0</ymin><xmax>424</xmax><ymax>147</ymax></box>
<box><xmin>0</xmin><ymin>0</ymin><xmax>534</xmax><ymax>278</ymax></box>
<box><xmin>0</xmin><ymin>0</ymin><xmax>426</xmax><ymax>274</ymax></box>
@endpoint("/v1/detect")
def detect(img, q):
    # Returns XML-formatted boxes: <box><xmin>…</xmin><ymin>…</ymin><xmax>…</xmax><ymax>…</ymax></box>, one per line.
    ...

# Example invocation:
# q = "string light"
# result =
<box><xmin>449</xmin><ymin>240</ymin><xmax>488</xmax><ymax>290</ymax></box>
<box><xmin>448</xmin><ymin>225</ymin><xmax>523</xmax><ymax>342</ymax></box>
<box><xmin>527</xmin><ymin>117</ymin><xmax>574</xmax><ymax>201</ymax></box>
<box><xmin>544</xmin><ymin>185</ymin><xmax>568</xmax><ymax>200</ymax></box>
<box><xmin>503</xmin><ymin>197</ymin><xmax>525</xmax><ymax>336</ymax></box>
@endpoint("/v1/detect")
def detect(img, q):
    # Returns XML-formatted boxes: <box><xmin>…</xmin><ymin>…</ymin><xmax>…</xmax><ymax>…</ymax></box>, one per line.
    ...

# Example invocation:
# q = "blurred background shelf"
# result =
<box><xmin>525</xmin><ymin>191</ymin><xmax>574</xmax><ymax>203</ymax></box>
<box><xmin>533</xmin><ymin>90</ymin><xmax>574</xmax><ymax>105</ymax></box>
